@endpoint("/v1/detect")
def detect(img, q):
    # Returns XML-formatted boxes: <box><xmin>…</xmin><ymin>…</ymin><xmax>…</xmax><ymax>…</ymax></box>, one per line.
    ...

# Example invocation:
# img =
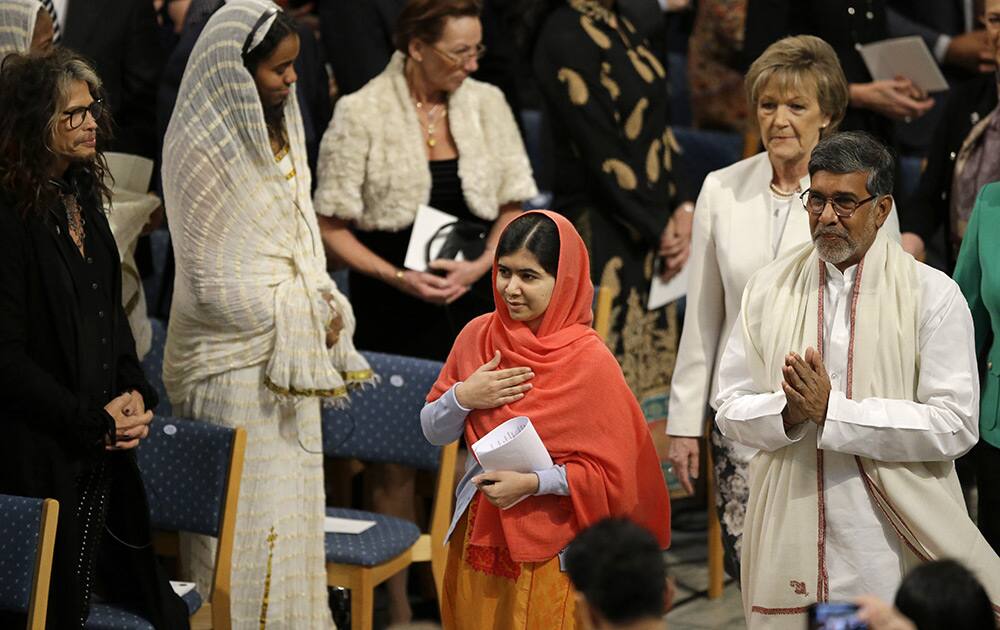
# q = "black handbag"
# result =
<box><xmin>424</xmin><ymin>219</ymin><xmax>489</xmax><ymax>267</ymax></box>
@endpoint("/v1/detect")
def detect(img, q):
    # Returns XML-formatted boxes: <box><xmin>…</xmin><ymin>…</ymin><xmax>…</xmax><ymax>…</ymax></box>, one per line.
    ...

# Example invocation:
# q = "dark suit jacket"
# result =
<box><xmin>887</xmin><ymin>0</ymin><xmax>968</xmax><ymax>51</ymax></box>
<box><xmin>320</xmin><ymin>0</ymin><xmax>403</xmax><ymax>96</ymax></box>
<box><xmin>62</xmin><ymin>0</ymin><xmax>164</xmax><ymax>159</ymax></box>
<box><xmin>902</xmin><ymin>74</ymin><xmax>997</xmax><ymax>270</ymax></box>
<box><xmin>886</xmin><ymin>0</ymin><xmax>976</xmax><ymax>154</ymax></box>
<box><xmin>0</xmin><ymin>186</ymin><xmax>186</xmax><ymax>629</ymax></box>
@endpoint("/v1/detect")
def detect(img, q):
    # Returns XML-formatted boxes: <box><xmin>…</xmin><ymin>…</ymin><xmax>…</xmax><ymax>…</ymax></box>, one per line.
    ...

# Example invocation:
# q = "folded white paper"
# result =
<box><xmin>169</xmin><ymin>581</ymin><xmax>196</xmax><ymax>597</ymax></box>
<box><xmin>104</xmin><ymin>152</ymin><xmax>155</xmax><ymax>194</ymax></box>
<box><xmin>324</xmin><ymin>516</ymin><xmax>377</xmax><ymax>535</ymax></box>
<box><xmin>403</xmin><ymin>204</ymin><xmax>465</xmax><ymax>272</ymax></box>
<box><xmin>647</xmin><ymin>262</ymin><xmax>690</xmax><ymax>310</ymax></box>
<box><xmin>858</xmin><ymin>36</ymin><xmax>949</xmax><ymax>93</ymax></box>
<box><xmin>472</xmin><ymin>416</ymin><xmax>553</xmax><ymax>473</ymax></box>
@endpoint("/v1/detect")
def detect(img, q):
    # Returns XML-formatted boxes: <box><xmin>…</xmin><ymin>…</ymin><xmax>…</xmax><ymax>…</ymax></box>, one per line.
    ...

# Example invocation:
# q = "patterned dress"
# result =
<box><xmin>176</xmin><ymin>148</ymin><xmax>337</xmax><ymax>629</ymax></box>
<box><xmin>534</xmin><ymin>0</ymin><xmax>685</xmax><ymax>420</ymax></box>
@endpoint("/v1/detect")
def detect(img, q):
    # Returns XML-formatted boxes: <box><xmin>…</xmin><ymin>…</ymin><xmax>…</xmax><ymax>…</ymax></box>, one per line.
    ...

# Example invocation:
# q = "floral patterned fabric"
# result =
<box><xmin>710</xmin><ymin>422</ymin><xmax>752</xmax><ymax>582</ymax></box>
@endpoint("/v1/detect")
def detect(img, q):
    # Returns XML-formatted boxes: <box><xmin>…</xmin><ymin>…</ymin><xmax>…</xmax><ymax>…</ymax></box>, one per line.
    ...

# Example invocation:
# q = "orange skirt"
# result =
<box><xmin>441</xmin><ymin>507</ymin><xmax>579</xmax><ymax>630</ymax></box>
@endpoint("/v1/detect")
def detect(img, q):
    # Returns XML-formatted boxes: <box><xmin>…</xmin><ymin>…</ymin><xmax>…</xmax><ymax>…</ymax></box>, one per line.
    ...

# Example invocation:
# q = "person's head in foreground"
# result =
<box><xmin>893</xmin><ymin>559</ymin><xmax>995</xmax><ymax>630</ymax></box>
<box><xmin>804</xmin><ymin>131</ymin><xmax>895</xmax><ymax>270</ymax></box>
<box><xmin>0</xmin><ymin>48</ymin><xmax>111</xmax><ymax>214</ymax></box>
<box><xmin>566</xmin><ymin>518</ymin><xmax>672</xmax><ymax>630</ymax></box>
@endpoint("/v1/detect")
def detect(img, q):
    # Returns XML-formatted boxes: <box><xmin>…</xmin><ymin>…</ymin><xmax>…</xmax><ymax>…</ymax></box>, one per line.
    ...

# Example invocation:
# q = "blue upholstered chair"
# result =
<box><xmin>85</xmin><ymin>417</ymin><xmax>246</xmax><ymax>630</ymax></box>
<box><xmin>141</xmin><ymin>318</ymin><xmax>170</xmax><ymax>417</ymax></box>
<box><xmin>0</xmin><ymin>494</ymin><xmax>58</xmax><ymax>630</ymax></box>
<box><xmin>673</xmin><ymin>126</ymin><xmax>744</xmax><ymax>197</ymax></box>
<box><xmin>322</xmin><ymin>351</ymin><xmax>458</xmax><ymax>630</ymax></box>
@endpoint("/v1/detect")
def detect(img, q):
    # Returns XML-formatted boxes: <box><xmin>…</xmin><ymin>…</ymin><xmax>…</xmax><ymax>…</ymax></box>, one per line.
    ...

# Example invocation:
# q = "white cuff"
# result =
<box><xmin>933</xmin><ymin>34</ymin><xmax>952</xmax><ymax>64</ymax></box>
<box><xmin>449</xmin><ymin>383</ymin><xmax>472</xmax><ymax>412</ymax></box>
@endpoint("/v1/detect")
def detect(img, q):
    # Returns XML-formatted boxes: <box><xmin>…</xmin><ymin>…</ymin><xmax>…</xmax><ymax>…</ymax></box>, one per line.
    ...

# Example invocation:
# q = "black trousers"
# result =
<box><xmin>972</xmin><ymin>440</ymin><xmax>1000</xmax><ymax>555</ymax></box>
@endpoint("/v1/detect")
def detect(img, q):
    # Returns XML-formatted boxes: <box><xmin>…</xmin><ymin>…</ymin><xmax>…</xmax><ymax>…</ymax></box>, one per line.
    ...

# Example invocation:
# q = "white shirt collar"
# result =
<box><xmin>824</xmin><ymin>261</ymin><xmax>859</xmax><ymax>286</ymax></box>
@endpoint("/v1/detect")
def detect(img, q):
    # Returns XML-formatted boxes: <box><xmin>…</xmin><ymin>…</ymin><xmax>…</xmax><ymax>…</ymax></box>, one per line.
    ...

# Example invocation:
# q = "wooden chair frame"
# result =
<box><xmin>154</xmin><ymin>427</ymin><xmax>246</xmax><ymax>630</ymax></box>
<box><xmin>26</xmin><ymin>498</ymin><xmax>59</xmax><ymax>630</ymax></box>
<box><xmin>593</xmin><ymin>286</ymin><xmax>725</xmax><ymax>599</ymax></box>
<box><xmin>326</xmin><ymin>439</ymin><xmax>459</xmax><ymax>630</ymax></box>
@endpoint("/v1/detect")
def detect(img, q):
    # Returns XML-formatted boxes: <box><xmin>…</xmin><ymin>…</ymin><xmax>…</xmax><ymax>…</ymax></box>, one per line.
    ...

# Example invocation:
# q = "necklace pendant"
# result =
<box><xmin>428</xmin><ymin>138</ymin><xmax>436</xmax><ymax>148</ymax></box>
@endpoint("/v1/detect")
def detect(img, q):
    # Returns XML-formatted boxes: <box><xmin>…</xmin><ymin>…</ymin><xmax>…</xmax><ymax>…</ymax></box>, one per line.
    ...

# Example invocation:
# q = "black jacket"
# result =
<box><xmin>0</xmin><ymin>186</ymin><xmax>187</xmax><ymax>629</ymax></box>
<box><xmin>901</xmin><ymin>74</ymin><xmax>998</xmax><ymax>270</ymax></box>
<box><xmin>62</xmin><ymin>0</ymin><xmax>164</xmax><ymax>159</ymax></box>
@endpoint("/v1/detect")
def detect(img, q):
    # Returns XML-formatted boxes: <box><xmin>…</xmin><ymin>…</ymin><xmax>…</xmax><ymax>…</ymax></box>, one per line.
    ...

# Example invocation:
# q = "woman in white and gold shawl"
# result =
<box><xmin>0</xmin><ymin>0</ymin><xmax>53</xmax><ymax>59</ymax></box>
<box><xmin>162</xmin><ymin>1</ymin><xmax>371</xmax><ymax>626</ymax></box>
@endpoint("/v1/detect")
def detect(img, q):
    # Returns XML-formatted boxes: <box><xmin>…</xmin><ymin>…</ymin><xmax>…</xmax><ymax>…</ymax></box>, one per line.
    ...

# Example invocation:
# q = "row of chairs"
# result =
<box><xmin>0</xmin><ymin>319</ymin><xmax>456</xmax><ymax>630</ymax></box>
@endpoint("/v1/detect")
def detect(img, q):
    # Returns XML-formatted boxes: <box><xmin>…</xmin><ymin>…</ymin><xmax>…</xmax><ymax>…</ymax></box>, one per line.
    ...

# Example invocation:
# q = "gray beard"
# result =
<box><xmin>814</xmin><ymin>235</ymin><xmax>854</xmax><ymax>264</ymax></box>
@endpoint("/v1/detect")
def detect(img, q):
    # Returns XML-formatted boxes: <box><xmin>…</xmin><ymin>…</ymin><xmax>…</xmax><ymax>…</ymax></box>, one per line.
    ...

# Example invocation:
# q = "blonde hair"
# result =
<box><xmin>745</xmin><ymin>35</ymin><xmax>849</xmax><ymax>135</ymax></box>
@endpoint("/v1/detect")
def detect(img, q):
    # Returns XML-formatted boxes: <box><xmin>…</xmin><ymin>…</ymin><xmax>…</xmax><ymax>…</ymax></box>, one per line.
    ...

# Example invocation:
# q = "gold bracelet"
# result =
<box><xmin>394</xmin><ymin>269</ymin><xmax>405</xmax><ymax>281</ymax></box>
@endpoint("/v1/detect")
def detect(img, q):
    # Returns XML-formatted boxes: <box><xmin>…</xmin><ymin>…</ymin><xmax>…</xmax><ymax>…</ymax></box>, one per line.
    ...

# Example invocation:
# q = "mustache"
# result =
<box><xmin>813</xmin><ymin>225</ymin><xmax>850</xmax><ymax>240</ymax></box>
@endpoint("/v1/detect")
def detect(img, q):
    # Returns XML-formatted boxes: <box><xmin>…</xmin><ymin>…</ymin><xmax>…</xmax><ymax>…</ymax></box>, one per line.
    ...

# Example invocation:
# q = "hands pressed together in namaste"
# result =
<box><xmin>781</xmin><ymin>347</ymin><xmax>831</xmax><ymax>431</ymax></box>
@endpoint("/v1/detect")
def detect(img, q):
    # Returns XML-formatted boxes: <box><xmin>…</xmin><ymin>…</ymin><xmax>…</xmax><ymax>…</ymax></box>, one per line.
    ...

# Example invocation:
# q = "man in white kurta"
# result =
<box><xmin>714</xmin><ymin>131</ymin><xmax>1000</xmax><ymax>629</ymax></box>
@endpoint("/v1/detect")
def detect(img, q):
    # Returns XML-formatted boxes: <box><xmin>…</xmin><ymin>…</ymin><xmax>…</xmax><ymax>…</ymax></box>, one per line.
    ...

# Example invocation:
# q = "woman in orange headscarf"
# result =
<box><xmin>422</xmin><ymin>210</ymin><xmax>670</xmax><ymax>629</ymax></box>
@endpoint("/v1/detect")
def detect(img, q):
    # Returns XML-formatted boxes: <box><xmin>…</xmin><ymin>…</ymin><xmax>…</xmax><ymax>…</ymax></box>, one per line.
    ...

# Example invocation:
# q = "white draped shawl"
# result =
<box><xmin>737</xmin><ymin>230</ymin><xmax>1000</xmax><ymax>628</ymax></box>
<box><xmin>162</xmin><ymin>0</ymin><xmax>371</xmax><ymax>408</ymax></box>
<box><xmin>0</xmin><ymin>0</ymin><xmax>36</xmax><ymax>59</ymax></box>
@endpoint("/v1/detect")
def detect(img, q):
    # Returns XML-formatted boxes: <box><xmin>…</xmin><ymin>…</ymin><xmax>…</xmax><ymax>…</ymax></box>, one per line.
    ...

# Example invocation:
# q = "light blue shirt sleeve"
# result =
<box><xmin>534</xmin><ymin>465</ymin><xmax>569</xmax><ymax>496</ymax></box>
<box><xmin>422</xmin><ymin>384</ymin><xmax>570</xmax><ymax>495</ymax></box>
<box><xmin>420</xmin><ymin>384</ymin><xmax>471</xmax><ymax>446</ymax></box>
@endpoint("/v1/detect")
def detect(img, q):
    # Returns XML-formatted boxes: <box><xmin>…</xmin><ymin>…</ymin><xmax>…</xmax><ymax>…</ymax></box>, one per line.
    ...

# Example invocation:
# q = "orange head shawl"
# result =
<box><xmin>429</xmin><ymin>210</ymin><xmax>670</xmax><ymax>565</ymax></box>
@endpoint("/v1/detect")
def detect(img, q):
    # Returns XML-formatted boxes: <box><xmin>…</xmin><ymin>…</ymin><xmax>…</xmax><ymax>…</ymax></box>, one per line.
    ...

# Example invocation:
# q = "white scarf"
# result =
<box><xmin>162</xmin><ymin>0</ymin><xmax>371</xmax><ymax>408</ymax></box>
<box><xmin>0</xmin><ymin>0</ymin><xmax>37</xmax><ymax>59</ymax></box>
<box><xmin>738</xmin><ymin>229</ymin><xmax>1000</xmax><ymax>628</ymax></box>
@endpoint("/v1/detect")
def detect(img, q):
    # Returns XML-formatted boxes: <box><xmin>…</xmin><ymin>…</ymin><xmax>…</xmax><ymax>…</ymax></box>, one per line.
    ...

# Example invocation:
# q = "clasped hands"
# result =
<box><xmin>397</xmin><ymin>257</ymin><xmax>491</xmax><ymax>305</ymax></box>
<box><xmin>104</xmin><ymin>389</ymin><xmax>153</xmax><ymax>451</ymax></box>
<box><xmin>456</xmin><ymin>351</ymin><xmax>540</xmax><ymax>509</ymax></box>
<box><xmin>780</xmin><ymin>347</ymin><xmax>831</xmax><ymax>430</ymax></box>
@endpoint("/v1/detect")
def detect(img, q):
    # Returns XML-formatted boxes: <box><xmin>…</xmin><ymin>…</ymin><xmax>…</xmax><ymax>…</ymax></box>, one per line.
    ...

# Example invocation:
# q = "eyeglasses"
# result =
<box><xmin>800</xmin><ymin>189</ymin><xmax>878</xmax><ymax>218</ymax></box>
<box><xmin>428</xmin><ymin>43</ymin><xmax>487</xmax><ymax>67</ymax></box>
<box><xmin>62</xmin><ymin>99</ymin><xmax>103</xmax><ymax>130</ymax></box>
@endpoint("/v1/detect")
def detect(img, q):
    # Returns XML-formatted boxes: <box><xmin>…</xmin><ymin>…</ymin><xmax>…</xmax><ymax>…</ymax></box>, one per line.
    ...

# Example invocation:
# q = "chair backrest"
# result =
<box><xmin>142</xmin><ymin>318</ymin><xmax>171</xmax><ymax>417</ymax></box>
<box><xmin>137</xmin><ymin>417</ymin><xmax>244</xmax><ymax>630</ymax></box>
<box><xmin>137</xmin><ymin>416</ymin><xmax>238</xmax><ymax>536</ymax></box>
<box><xmin>322</xmin><ymin>351</ymin><xmax>445</xmax><ymax>470</ymax></box>
<box><xmin>0</xmin><ymin>494</ymin><xmax>58</xmax><ymax>629</ymax></box>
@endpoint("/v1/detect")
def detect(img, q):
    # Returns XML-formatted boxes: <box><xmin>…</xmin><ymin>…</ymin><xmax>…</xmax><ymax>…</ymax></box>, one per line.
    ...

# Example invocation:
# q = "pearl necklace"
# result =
<box><xmin>769</xmin><ymin>181</ymin><xmax>799</xmax><ymax>198</ymax></box>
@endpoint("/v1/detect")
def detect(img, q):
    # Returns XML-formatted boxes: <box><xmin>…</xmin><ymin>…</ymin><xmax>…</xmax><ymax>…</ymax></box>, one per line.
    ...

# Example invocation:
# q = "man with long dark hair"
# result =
<box><xmin>0</xmin><ymin>49</ymin><xmax>187</xmax><ymax>629</ymax></box>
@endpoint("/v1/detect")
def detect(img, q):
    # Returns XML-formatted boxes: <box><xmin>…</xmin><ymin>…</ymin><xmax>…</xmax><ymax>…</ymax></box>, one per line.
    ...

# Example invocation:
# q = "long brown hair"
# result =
<box><xmin>0</xmin><ymin>49</ymin><xmax>113</xmax><ymax>217</ymax></box>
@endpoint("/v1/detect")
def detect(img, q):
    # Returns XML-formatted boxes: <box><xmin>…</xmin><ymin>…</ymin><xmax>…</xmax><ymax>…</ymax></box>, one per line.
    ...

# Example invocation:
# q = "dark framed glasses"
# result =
<box><xmin>62</xmin><ymin>99</ymin><xmax>103</xmax><ymax>130</ymax></box>
<box><xmin>800</xmin><ymin>189</ymin><xmax>878</xmax><ymax>219</ymax></box>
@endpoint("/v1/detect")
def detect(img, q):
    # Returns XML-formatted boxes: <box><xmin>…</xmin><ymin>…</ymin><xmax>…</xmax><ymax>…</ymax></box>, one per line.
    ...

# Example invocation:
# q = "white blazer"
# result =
<box><xmin>667</xmin><ymin>151</ymin><xmax>901</xmax><ymax>437</ymax></box>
